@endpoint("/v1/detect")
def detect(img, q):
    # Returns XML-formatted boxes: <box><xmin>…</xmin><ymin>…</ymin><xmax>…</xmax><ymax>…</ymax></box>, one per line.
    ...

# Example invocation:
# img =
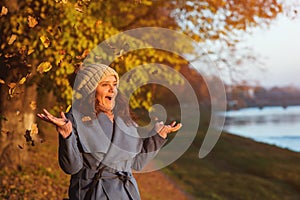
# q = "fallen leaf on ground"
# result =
<box><xmin>0</xmin><ymin>6</ymin><xmax>8</xmax><ymax>16</ymax></box>
<box><xmin>8</xmin><ymin>34</ymin><xmax>17</xmax><ymax>45</ymax></box>
<box><xmin>28</xmin><ymin>16</ymin><xmax>38</xmax><ymax>28</ymax></box>
<box><xmin>40</xmin><ymin>35</ymin><xmax>50</xmax><ymax>48</ymax></box>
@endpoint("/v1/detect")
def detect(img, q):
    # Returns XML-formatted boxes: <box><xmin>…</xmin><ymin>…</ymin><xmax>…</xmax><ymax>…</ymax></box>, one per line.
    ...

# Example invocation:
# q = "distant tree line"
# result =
<box><xmin>226</xmin><ymin>85</ymin><xmax>300</xmax><ymax>110</ymax></box>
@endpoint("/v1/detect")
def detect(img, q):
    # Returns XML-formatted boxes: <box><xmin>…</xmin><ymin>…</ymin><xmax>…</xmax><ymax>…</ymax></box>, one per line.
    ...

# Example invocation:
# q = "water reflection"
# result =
<box><xmin>220</xmin><ymin>106</ymin><xmax>300</xmax><ymax>152</ymax></box>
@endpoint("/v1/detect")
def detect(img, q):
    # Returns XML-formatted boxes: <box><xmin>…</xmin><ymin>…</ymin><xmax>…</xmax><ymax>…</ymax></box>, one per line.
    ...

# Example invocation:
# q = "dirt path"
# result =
<box><xmin>135</xmin><ymin>171</ymin><xmax>191</xmax><ymax>200</ymax></box>
<box><xmin>0</xmin><ymin>124</ymin><xmax>191</xmax><ymax>200</ymax></box>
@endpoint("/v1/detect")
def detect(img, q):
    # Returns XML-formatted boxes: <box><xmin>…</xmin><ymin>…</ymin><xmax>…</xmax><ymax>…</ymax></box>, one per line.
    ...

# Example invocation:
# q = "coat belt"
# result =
<box><xmin>83</xmin><ymin>167</ymin><xmax>140</xmax><ymax>200</ymax></box>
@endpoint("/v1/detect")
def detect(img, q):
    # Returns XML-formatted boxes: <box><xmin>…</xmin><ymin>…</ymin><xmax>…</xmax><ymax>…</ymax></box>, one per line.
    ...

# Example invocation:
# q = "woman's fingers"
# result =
<box><xmin>170</xmin><ymin>121</ymin><xmax>176</xmax><ymax>127</ymax></box>
<box><xmin>43</xmin><ymin>109</ymin><xmax>52</xmax><ymax>117</ymax></box>
<box><xmin>37</xmin><ymin>109</ymin><xmax>72</xmax><ymax>138</ymax></box>
<box><xmin>170</xmin><ymin>123</ymin><xmax>182</xmax><ymax>132</ymax></box>
<box><xmin>37</xmin><ymin>113</ymin><xmax>50</xmax><ymax>122</ymax></box>
<box><xmin>155</xmin><ymin>120</ymin><xmax>182</xmax><ymax>137</ymax></box>
<box><xmin>37</xmin><ymin>109</ymin><xmax>67</xmax><ymax>126</ymax></box>
<box><xmin>60</xmin><ymin>111</ymin><xmax>67</xmax><ymax>120</ymax></box>
<box><xmin>166</xmin><ymin>121</ymin><xmax>182</xmax><ymax>132</ymax></box>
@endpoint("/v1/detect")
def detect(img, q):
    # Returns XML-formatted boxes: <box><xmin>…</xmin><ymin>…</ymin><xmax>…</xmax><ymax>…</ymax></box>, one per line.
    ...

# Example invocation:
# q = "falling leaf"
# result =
<box><xmin>19</xmin><ymin>46</ymin><xmax>26</xmax><ymax>55</ymax></box>
<box><xmin>40</xmin><ymin>35</ymin><xmax>50</xmax><ymax>48</ymax></box>
<box><xmin>56</xmin><ymin>0</ymin><xmax>67</xmax><ymax>3</ymax></box>
<box><xmin>59</xmin><ymin>49</ymin><xmax>66</xmax><ymax>55</ymax></box>
<box><xmin>29</xmin><ymin>101</ymin><xmax>37</xmax><ymax>110</ymax></box>
<box><xmin>4</xmin><ymin>53</ymin><xmax>13</xmax><ymax>58</ymax></box>
<box><xmin>65</xmin><ymin>105</ymin><xmax>71</xmax><ymax>112</ymax></box>
<box><xmin>31</xmin><ymin>123</ymin><xmax>38</xmax><ymax>135</ymax></box>
<box><xmin>58</xmin><ymin>26</ymin><xmax>62</xmax><ymax>33</ymax></box>
<box><xmin>75</xmin><ymin>3</ymin><xmax>84</xmax><ymax>13</ymax></box>
<box><xmin>0</xmin><ymin>6</ymin><xmax>8</xmax><ymax>17</ymax></box>
<box><xmin>8</xmin><ymin>82</ymin><xmax>17</xmax><ymax>88</ymax></box>
<box><xmin>28</xmin><ymin>49</ymin><xmax>34</xmax><ymax>55</ymax></box>
<box><xmin>95</xmin><ymin>20</ymin><xmax>102</xmax><ymax>27</ymax></box>
<box><xmin>76</xmin><ymin>49</ymin><xmax>89</xmax><ymax>59</ymax></box>
<box><xmin>37</xmin><ymin>61</ymin><xmax>52</xmax><ymax>73</ymax></box>
<box><xmin>8</xmin><ymin>34</ymin><xmax>17</xmax><ymax>45</ymax></box>
<box><xmin>9</xmin><ymin>88</ymin><xmax>16</xmax><ymax>98</ymax></box>
<box><xmin>19</xmin><ymin>77</ymin><xmax>26</xmax><ymax>85</ymax></box>
<box><xmin>47</xmin><ymin>26</ymin><xmax>55</xmax><ymax>36</ymax></box>
<box><xmin>28</xmin><ymin>16</ymin><xmax>38</xmax><ymax>28</ymax></box>
<box><xmin>24</xmin><ymin>130</ymin><xmax>32</xmax><ymax>142</ymax></box>
<box><xmin>0</xmin><ymin>79</ymin><xmax>5</xmax><ymax>84</ymax></box>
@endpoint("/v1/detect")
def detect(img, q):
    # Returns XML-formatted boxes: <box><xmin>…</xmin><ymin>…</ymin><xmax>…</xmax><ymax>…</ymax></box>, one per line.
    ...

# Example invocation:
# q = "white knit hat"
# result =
<box><xmin>74</xmin><ymin>63</ymin><xmax>119</xmax><ymax>97</ymax></box>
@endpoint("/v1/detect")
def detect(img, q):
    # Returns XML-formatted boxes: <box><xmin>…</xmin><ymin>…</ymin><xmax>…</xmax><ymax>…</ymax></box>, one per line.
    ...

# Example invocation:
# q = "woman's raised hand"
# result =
<box><xmin>37</xmin><ymin>109</ymin><xmax>72</xmax><ymax>138</ymax></box>
<box><xmin>155</xmin><ymin>121</ymin><xmax>182</xmax><ymax>139</ymax></box>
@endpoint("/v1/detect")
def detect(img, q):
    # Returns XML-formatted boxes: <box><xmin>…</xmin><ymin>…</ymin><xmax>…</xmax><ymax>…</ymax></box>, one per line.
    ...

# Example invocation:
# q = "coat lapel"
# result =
<box><xmin>73</xmin><ymin>110</ymin><xmax>142</xmax><ymax>162</ymax></box>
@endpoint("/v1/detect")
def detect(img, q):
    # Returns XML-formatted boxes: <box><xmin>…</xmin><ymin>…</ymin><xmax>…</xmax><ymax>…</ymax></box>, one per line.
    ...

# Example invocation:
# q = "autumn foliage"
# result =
<box><xmin>0</xmin><ymin>0</ymin><xmax>287</xmax><ymax>170</ymax></box>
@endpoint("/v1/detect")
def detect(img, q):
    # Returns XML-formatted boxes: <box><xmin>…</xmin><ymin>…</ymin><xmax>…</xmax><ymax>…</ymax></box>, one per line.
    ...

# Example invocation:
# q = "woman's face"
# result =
<box><xmin>95</xmin><ymin>75</ymin><xmax>118</xmax><ymax>111</ymax></box>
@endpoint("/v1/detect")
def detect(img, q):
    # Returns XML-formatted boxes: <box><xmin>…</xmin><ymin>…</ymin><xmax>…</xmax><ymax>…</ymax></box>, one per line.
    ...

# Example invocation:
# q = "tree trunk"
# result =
<box><xmin>0</xmin><ymin>69</ymin><xmax>37</xmax><ymax>170</ymax></box>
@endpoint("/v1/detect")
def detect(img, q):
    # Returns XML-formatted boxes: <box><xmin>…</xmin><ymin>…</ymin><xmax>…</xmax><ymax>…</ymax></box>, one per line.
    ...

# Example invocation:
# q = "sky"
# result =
<box><xmin>241</xmin><ymin>14</ymin><xmax>300</xmax><ymax>89</ymax></box>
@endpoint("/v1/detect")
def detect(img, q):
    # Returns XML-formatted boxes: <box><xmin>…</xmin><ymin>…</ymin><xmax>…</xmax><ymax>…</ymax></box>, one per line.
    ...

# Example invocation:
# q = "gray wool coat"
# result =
<box><xmin>59</xmin><ymin>110</ymin><xmax>167</xmax><ymax>200</ymax></box>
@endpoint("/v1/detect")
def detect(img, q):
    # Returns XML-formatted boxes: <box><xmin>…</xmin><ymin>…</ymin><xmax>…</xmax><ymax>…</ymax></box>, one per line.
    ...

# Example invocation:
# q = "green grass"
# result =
<box><xmin>163</xmin><ymin>128</ymin><xmax>300</xmax><ymax>200</ymax></box>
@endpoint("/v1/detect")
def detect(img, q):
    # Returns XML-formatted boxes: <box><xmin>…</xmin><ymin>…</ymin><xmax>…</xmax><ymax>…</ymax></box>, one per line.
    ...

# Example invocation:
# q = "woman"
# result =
<box><xmin>37</xmin><ymin>64</ymin><xmax>182</xmax><ymax>200</ymax></box>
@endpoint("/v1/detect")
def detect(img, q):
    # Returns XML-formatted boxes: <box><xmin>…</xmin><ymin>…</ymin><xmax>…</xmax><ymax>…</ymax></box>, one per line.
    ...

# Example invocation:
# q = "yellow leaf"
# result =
<box><xmin>75</xmin><ymin>3</ymin><xmax>83</xmax><ymax>13</ymax></box>
<box><xmin>76</xmin><ymin>49</ymin><xmax>89</xmax><ymax>59</ymax></box>
<box><xmin>0</xmin><ymin>6</ymin><xmax>8</xmax><ymax>17</ymax></box>
<box><xmin>37</xmin><ymin>61</ymin><xmax>52</xmax><ymax>73</ymax></box>
<box><xmin>65</xmin><ymin>105</ymin><xmax>71</xmax><ymax>112</ymax></box>
<box><xmin>19</xmin><ymin>77</ymin><xmax>26</xmax><ymax>85</ymax></box>
<box><xmin>28</xmin><ymin>16</ymin><xmax>38</xmax><ymax>28</ymax></box>
<box><xmin>0</xmin><ymin>79</ymin><xmax>5</xmax><ymax>84</ymax></box>
<box><xmin>4</xmin><ymin>53</ymin><xmax>13</xmax><ymax>58</ymax></box>
<box><xmin>31</xmin><ymin>123</ymin><xmax>38</xmax><ymax>135</ymax></box>
<box><xmin>142</xmin><ymin>0</ymin><xmax>152</xmax><ymax>6</ymax></box>
<box><xmin>19</xmin><ymin>46</ymin><xmax>26</xmax><ymax>55</ymax></box>
<box><xmin>8</xmin><ymin>34</ymin><xmax>17</xmax><ymax>45</ymax></box>
<box><xmin>29</xmin><ymin>101</ymin><xmax>37</xmax><ymax>110</ymax></box>
<box><xmin>8</xmin><ymin>88</ymin><xmax>16</xmax><ymax>98</ymax></box>
<box><xmin>28</xmin><ymin>49</ymin><xmax>34</xmax><ymax>55</ymax></box>
<box><xmin>40</xmin><ymin>35</ymin><xmax>50</xmax><ymax>48</ymax></box>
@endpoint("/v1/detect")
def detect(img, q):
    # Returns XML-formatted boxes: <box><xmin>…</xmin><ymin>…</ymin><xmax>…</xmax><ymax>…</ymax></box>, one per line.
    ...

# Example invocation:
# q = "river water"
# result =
<box><xmin>220</xmin><ymin>105</ymin><xmax>300</xmax><ymax>152</ymax></box>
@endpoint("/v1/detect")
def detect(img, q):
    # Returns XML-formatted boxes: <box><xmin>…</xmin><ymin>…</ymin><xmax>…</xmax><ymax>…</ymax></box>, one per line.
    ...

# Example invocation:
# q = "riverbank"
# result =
<box><xmin>164</xmin><ymin>130</ymin><xmax>300</xmax><ymax>199</ymax></box>
<box><xmin>1</xmin><ymin>123</ymin><xmax>300</xmax><ymax>199</ymax></box>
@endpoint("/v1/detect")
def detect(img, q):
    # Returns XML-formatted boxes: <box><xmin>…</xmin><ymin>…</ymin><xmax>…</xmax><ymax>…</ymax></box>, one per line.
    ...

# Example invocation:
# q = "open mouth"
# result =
<box><xmin>105</xmin><ymin>96</ymin><xmax>113</xmax><ymax>101</ymax></box>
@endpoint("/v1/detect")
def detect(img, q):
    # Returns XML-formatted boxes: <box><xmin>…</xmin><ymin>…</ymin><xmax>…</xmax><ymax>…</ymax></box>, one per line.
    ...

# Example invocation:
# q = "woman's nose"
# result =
<box><xmin>108</xmin><ymin>84</ymin><xmax>116</xmax><ymax>92</ymax></box>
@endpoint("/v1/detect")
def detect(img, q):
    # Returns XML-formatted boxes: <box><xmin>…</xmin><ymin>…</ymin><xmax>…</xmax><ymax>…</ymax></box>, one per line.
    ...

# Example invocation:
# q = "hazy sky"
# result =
<box><xmin>242</xmin><ymin>14</ymin><xmax>300</xmax><ymax>88</ymax></box>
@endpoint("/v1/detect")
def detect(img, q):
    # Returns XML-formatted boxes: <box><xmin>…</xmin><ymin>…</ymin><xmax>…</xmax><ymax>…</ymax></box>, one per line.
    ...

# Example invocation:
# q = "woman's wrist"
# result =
<box><xmin>56</xmin><ymin>120</ymin><xmax>72</xmax><ymax>139</ymax></box>
<box><xmin>156</xmin><ymin>126</ymin><xmax>169</xmax><ymax>139</ymax></box>
<box><xmin>157</xmin><ymin>132</ymin><xmax>167</xmax><ymax>139</ymax></box>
